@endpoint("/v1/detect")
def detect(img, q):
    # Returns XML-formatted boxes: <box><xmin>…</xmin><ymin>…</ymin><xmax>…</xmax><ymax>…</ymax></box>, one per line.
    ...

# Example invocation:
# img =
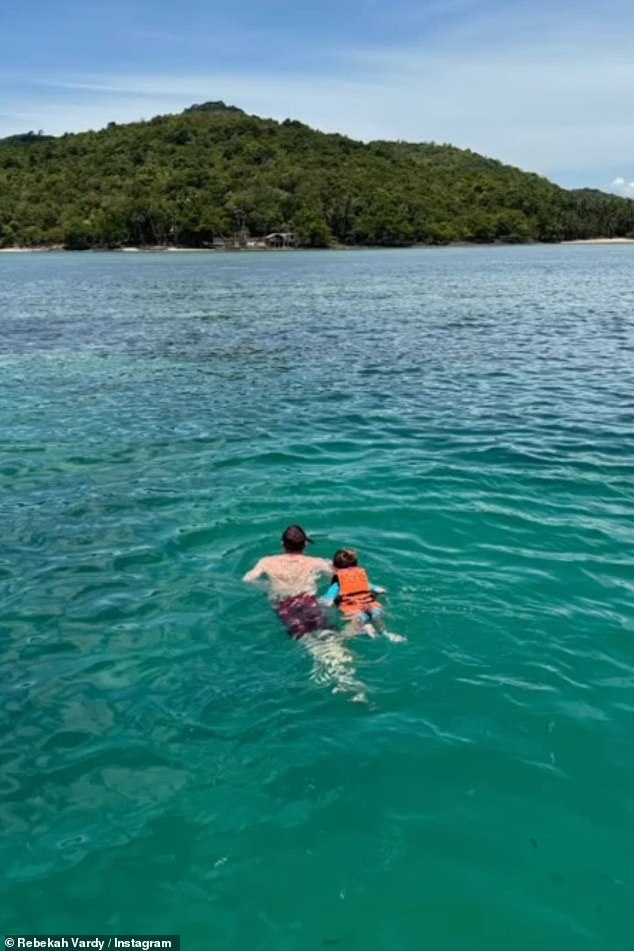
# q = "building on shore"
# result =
<box><xmin>264</xmin><ymin>232</ymin><xmax>296</xmax><ymax>248</ymax></box>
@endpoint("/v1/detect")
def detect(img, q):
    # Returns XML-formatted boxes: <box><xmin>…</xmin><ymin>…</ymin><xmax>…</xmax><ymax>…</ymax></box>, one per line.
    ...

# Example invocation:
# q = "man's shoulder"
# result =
<box><xmin>261</xmin><ymin>554</ymin><xmax>330</xmax><ymax>570</ymax></box>
<box><xmin>309</xmin><ymin>556</ymin><xmax>333</xmax><ymax>570</ymax></box>
<box><xmin>260</xmin><ymin>554</ymin><xmax>296</xmax><ymax>568</ymax></box>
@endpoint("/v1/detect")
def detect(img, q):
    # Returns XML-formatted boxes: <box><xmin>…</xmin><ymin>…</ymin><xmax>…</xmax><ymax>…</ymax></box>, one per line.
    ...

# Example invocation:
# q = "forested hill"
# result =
<box><xmin>1</xmin><ymin>101</ymin><xmax>632</xmax><ymax>249</ymax></box>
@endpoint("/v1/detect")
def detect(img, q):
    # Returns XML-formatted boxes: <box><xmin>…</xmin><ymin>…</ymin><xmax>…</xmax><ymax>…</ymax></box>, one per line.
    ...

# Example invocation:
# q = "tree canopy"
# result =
<box><xmin>1</xmin><ymin>102</ymin><xmax>632</xmax><ymax>249</ymax></box>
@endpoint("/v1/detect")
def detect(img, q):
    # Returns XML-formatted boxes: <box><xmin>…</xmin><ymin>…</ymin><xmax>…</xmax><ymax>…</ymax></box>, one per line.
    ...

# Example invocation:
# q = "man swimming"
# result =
<box><xmin>243</xmin><ymin>525</ymin><xmax>367</xmax><ymax>701</ymax></box>
<box><xmin>243</xmin><ymin>524</ymin><xmax>333</xmax><ymax>639</ymax></box>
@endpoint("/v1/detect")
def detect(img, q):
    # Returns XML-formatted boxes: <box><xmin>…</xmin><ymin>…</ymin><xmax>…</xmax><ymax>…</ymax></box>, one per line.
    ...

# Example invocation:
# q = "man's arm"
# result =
<box><xmin>317</xmin><ymin>558</ymin><xmax>334</xmax><ymax>576</ymax></box>
<box><xmin>243</xmin><ymin>558</ymin><xmax>268</xmax><ymax>583</ymax></box>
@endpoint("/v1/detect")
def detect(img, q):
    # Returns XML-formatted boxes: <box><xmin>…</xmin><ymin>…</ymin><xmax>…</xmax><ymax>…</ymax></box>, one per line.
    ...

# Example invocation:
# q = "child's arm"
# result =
<box><xmin>320</xmin><ymin>581</ymin><xmax>339</xmax><ymax>606</ymax></box>
<box><xmin>370</xmin><ymin>580</ymin><xmax>386</xmax><ymax>595</ymax></box>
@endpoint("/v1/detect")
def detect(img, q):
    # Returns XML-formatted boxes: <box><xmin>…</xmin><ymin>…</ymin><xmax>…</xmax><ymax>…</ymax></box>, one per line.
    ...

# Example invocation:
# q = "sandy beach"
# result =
<box><xmin>562</xmin><ymin>237</ymin><xmax>634</xmax><ymax>245</ymax></box>
<box><xmin>2</xmin><ymin>238</ymin><xmax>634</xmax><ymax>253</ymax></box>
<box><xmin>0</xmin><ymin>245</ymin><xmax>64</xmax><ymax>253</ymax></box>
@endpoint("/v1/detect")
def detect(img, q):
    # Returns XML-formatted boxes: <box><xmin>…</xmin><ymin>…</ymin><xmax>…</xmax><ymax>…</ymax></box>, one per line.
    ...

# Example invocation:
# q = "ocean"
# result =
<box><xmin>2</xmin><ymin>246</ymin><xmax>633</xmax><ymax>950</ymax></box>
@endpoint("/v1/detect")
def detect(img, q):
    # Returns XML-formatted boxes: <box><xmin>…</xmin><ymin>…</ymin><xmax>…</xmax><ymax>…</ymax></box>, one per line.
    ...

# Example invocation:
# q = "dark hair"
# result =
<box><xmin>281</xmin><ymin>524</ymin><xmax>312</xmax><ymax>552</ymax></box>
<box><xmin>333</xmin><ymin>548</ymin><xmax>358</xmax><ymax>569</ymax></box>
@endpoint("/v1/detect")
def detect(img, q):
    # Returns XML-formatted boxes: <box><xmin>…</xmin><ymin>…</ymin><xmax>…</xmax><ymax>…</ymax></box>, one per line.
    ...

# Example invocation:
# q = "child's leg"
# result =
<box><xmin>383</xmin><ymin>630</ymin><xmax>407</xmax><ymax>643</ymax></box>
<box><xmin>370</xmin><ymin>608</ymin><xmax>407</xmax><ymax>642</ymax></box>
<box><xmin>369</xmin><ymin>609</ymin><xmax>387</xmax><ymax>636</ymax></box>
<box><xmin>342</xmin><ymin>614</ymin><xmax>368</xmax><ymax>637</ymax></box>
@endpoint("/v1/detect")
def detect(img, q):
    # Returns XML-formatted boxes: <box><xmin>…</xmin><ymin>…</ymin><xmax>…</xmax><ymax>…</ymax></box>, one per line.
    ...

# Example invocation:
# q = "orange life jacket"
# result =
<box><xmin>335</xmin><ymin>566</ymin><xmax>380</xmax><ymax>615</ymax></box>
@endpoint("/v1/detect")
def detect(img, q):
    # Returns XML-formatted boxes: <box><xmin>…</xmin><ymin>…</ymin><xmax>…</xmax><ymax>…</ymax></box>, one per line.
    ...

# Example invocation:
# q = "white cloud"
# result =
<box><xmin>610</xmin><ymin>177</ymin><xmax>634</xmax><ymax>198</ymax></box>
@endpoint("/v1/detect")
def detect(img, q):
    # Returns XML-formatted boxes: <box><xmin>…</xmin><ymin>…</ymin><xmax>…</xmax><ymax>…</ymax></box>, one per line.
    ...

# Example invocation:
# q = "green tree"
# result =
<box><xmin>292</xmin><ymin>208</ymin><xmax>332</xmax><ymax>247</ymax></box>
<box><xmin>0</xmin><ymin>101</ymin><xmax>632</xmax><ymax>250</ymax></box>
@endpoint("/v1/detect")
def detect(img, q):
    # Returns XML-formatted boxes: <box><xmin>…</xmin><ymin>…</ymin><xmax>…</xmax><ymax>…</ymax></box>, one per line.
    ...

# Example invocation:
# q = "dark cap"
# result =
<box><xmin>281</xmin><ymin>524</ymin><xmax>313</xmax><ymax>551</ymax></box>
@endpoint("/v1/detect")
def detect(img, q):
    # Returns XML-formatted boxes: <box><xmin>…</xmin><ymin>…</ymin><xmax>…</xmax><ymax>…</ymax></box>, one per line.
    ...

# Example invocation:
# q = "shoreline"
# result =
<box><xmin>2</xmin><ymin>237</ymin><xmax>634</xmax><ymax>254</ymax></box>
<box><xmin>559</xmin><ymin>237</ymin><xmax>634</xmax><ymax>245</ymax></box>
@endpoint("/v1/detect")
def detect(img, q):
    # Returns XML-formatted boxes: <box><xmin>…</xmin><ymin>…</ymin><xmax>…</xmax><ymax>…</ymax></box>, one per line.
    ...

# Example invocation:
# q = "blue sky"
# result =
<box><xmin>1</xmin><ymin>0</ymin><xmax>633</xmax><ymax>193</ymax></box>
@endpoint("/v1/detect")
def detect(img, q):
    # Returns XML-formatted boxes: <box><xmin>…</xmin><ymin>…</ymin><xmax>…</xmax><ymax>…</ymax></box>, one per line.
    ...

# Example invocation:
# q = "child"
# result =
<box><xmin>321</xmin><ymin>548</ymin><xmax>406</xmax><ymax>642</ymax></box>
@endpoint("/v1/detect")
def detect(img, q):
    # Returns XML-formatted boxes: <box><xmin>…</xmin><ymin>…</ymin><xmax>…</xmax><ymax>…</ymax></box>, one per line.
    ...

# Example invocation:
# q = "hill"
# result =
<box><xmin>1</xmin><ymin>102</ymin><xmax>632</xmax><ymax>249</ymax></box>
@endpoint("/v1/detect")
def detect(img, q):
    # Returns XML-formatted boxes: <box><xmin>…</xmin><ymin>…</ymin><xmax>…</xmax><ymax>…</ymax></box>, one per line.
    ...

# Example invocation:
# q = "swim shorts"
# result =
<box><xmin>274</xmin><ymin>594</ymin><xmax>328</xmax><ymax>639</ymax></box>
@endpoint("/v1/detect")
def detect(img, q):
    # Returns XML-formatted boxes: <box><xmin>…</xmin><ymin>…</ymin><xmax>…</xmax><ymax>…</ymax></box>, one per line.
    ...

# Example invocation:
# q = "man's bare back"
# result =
<box><xmin>243</xmin><ymin>552</ymin><xmax>332</xmax><ymax>600</ymax></box>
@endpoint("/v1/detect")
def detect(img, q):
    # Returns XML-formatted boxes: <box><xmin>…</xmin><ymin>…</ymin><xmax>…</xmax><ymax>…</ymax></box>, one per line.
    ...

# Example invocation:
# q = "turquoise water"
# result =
<box><xmin>2</xmin><ymin>247</ymin><xmax>634</xmax><ymax>950</ymax></box>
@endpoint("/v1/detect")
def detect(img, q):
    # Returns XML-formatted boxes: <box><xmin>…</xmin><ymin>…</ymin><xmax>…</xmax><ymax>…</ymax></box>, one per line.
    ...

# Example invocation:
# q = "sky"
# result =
<box><xmin>1</xmin><ymin>0</ymin><xmax>633</xmax><ymax>194</ymax></box>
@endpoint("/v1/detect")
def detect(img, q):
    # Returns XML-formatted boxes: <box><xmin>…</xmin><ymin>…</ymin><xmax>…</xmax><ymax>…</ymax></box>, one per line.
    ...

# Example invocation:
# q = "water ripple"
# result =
<box><xmin>2</xmin><ymin>248</ymin><xmax>634</xmax><ymax>949</ymax></box>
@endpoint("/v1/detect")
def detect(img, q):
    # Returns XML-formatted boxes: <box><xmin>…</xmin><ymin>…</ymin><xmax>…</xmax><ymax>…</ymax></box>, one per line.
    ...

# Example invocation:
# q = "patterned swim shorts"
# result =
<box><xmin>274</xmin><ymin>594</ymin><xmax>328</xmax><ymax>639</ymax></box>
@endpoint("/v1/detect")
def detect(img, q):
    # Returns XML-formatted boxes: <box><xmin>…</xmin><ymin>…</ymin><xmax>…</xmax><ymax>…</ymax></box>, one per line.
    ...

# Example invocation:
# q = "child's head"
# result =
<box><xmin>333</xmin><ymin>548</ymin><xmax>358</xmax><ymax>569</ymax></box>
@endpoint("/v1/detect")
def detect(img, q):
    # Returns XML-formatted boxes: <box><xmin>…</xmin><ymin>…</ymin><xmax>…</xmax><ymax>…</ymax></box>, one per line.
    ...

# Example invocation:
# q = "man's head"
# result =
<box><xmin>281</xmin><ymin>524</ymin><xmax>312</xmax><ymax>552</ymax></box>
<box><xmin>333</xmin><ymin>548</ymin><xmax>358</xmax><ymax>569</ymax></box>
